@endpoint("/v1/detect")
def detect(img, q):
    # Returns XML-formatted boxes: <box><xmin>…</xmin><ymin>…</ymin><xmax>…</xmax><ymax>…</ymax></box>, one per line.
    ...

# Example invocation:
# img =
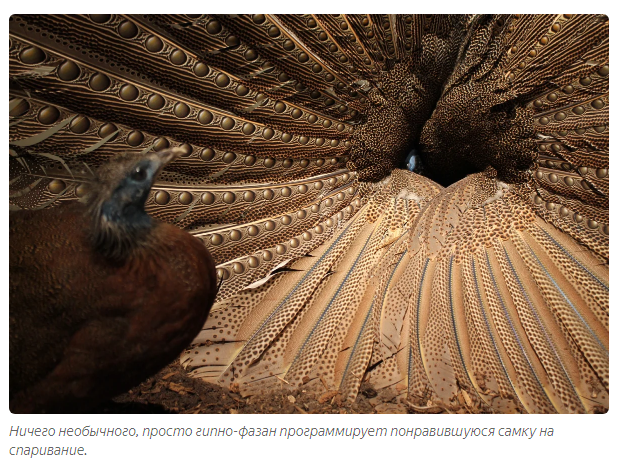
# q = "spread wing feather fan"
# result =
<box><xmin>9</xmin><ymin>14</ymin><xmax>608</xmax><ymax>413</ymax></box>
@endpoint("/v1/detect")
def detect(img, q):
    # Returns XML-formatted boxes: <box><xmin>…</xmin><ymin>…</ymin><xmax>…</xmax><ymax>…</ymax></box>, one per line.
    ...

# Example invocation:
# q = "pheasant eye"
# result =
<box><xmin>131</xmin><ymin>166</ymin><xmax>147</xmax><ymax>182</ymax></box>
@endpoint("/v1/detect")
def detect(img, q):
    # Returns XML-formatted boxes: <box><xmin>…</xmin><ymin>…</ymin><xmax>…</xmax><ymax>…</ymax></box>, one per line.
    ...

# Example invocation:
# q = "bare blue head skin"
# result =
<box><xmin>405</xmin><ymin>147</ymin><xmax>423</xmax><ymax>174</ymax></box>
<box><xmin>87</xmin><ymin>148</ymin><xmax>183</xmax><ymax>260</ymax></box>
<box><xmin>101</xmin><ymin>159</ymin><xmax>161</xmax><ymax>228</ymax></box>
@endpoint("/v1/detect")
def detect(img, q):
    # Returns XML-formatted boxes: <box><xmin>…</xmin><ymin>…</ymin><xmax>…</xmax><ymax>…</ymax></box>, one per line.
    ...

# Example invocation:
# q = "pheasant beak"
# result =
<box><xmin>150</xmin><ymin>147</ymin><xmax>186</xmax><ymax>179</ymax></box>
<box><xmin>154</xmin><ymin>147</ymin><xmax>185</xmax><ymax>168</ymax></box>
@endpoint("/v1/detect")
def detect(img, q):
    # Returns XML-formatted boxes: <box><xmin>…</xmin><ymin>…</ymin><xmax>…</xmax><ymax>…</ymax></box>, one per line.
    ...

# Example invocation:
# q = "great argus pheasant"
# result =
<box><xmin>9</xmin><ymin>148</ymin><xmax>218</xmax><ymax>413</ymax></box>
<box><xmin>9</xmin><ymin>14</ymin><xmax>608</xmax><ymax>413</ymax></box>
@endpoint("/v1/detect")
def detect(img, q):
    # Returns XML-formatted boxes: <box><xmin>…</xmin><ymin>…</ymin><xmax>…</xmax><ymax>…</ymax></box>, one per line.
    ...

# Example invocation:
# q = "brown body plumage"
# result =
<box><xmin>9</xmin><ymin>150</ymin><xmax>218</xmax><ymax>413</ymax></box>
<box><xmin>9</xmin><ymin>14</ymin><xmax>608</xmax><ymax>413</ymax></box>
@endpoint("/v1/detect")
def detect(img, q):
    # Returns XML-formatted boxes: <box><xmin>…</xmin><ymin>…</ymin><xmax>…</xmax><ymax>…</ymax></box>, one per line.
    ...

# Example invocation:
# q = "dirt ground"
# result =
<box><xmin>94</xmin><ymin>360</ymin><xmax>448</xmax><ymax>415</ymax></box>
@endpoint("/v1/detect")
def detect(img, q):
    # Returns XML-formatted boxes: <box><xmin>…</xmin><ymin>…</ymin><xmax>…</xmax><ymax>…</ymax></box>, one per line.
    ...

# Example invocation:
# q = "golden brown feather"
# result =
<box><xmin>9</xmin><ymin>14</ymin><xmax>608</xmax><ymax>413</ymax></box>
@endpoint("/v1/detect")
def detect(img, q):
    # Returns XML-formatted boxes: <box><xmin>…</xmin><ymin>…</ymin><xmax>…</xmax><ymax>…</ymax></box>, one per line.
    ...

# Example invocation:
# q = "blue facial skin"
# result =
<box><xmin>101</xmin><ymin>161</ymin><xmax>156</xmax><ymax>228</ymax></box>
<box><xmin>406</xmin><ymin>148</ymin><xmax>420</xmax><ymax>173</ymax></box>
